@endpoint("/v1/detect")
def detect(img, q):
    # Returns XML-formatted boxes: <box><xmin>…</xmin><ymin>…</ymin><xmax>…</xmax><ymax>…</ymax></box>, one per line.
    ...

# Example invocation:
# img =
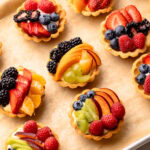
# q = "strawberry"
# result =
<box><xmin>88</xmin><ymin>0</ymin><xmax>103</xmax><ymax>12</ymax></box>
<box><xmin>101</xmin><ymin>114</ymin><xmax>118</xmax><ymax>130</ymax></box>
<box><xmin>20</xmin><ymin>22</ymin><xmax>29</xmax><ymax>34</ymax></box>
<box><xmin>9</xmin><ymin>89</ymin><xmax>24</xmax><ymax>114</ymax></box>
<box><xmin>38</xmin><ymin>0</ymin><xmax>56</xmax><ymax>13</ymax></box>
<box><xmin>133</xmin><ymin>33</ymin><xmax>146</xmax><ymax>49</ymax></box>
<box><xmin>17</xmin><ymin>75</ymin><xmax>30</xmax><ymax>87</ymax></box>
<box><xmin>99</xmin><ymin>0</ymin><xmax>110</xmax><ymax>9</ymax></box>
<box><xmin>23</xmin><ymin>120</ymin><xmax>38</xmax><ymax>134</ymax></box>
<box><xmin>89</xmin><ymin>120</ymin><xmax>104</xmax><ymax>136</ymax></box>
<box><xmin>105</xmin><ymin>11</ymin><xmax>128</xmax><ymax>30</ymax></box>
<box><xmin>125</xmin><ymin>5</ymin><xmax>142</xmax><ymax>23</ymax></box>
<box><xmin>119</xmin><ymin>35</ymin><xmax>136</xmax><ymax>52</ymax></box>
<box><xmin>111</xmin><ymin>102</ymin><xmax>125</xmax><ymax>120</ymax></box>
<box><xmin>119</xmin><ymin>9</ymin><xmax>133</xmax><ymax>23</ymax></box>
<box><xmin>37</xmin><ymin>127</ymin><xmax>52</xmax><ymax>142</ymax></box>
<box><xmin>143</xmin><ymin>54</ymin><xmax>150</xmax><ymax>65</ymax></box>
<box><xmin>44</xmin><ymin>137</ymin><xmax>59</xmax><ymax>150</ymax></box>
<box><xmin>24</xmin><ymin>0</ymin><xmax>38</xmax><ymax>11</ymax></box>
<box><xmin>23</xmin><ymin>68</ymin><xmax>32</xmax><ymax>84</ymax></box>
<box><xmin>144</xmin><ymin>75</ymin><xmax>150</xmax><ymax>94</ymax></box>
<box><xmin>28</xmin><ymin>22</ymin><xmax>35</xmax><ymax>35</ymax></box>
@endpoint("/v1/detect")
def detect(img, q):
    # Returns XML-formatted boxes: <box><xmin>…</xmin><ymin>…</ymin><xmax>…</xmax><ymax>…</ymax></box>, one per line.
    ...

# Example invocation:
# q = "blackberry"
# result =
<box><xmin>14</xmin><ymin>10</ymin><xmax>29</xmax><ymax>23</ymax></box>
<box><xmin>58</xmin><ymin>41</ymin><xmax>72</xmax><ymax>54</ymax></box>
<box><xmin>1</xmin><ymin>77</ymin><xmax>16</xmax><ymax>90</ymax></box>
<box><xmin>28</xmin><ymin>10</ymin><xmax>40</xmax><ymax>22</ymax></box>
<box><xmin>0</xmin><ymin>89</ymin><xmax>9</xmax><ymax>107</ymax></box>
<box><xmin>50</xmin><ymin>48</ymin><xmax>63</xmax><ymax>62</ymax></box>
<box><xmin>47</xmin><ymin>61</ymin><xmax>57</xmax><ymax>74</ymax></box>
<box><xmin>70</xmin><ymin>37</ymin><xmax>82</xmax><ymax>48</ymax></box>
<box><xmin>1</xmin><ymin>67</ymin><xmax>18</xmax><ymax>79</ymax></box>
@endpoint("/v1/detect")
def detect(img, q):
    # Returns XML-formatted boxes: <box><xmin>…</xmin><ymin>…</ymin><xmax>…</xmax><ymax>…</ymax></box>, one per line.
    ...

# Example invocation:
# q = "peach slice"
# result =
<box><xmin>72</xmin><ymin>0</ymin><xmax>87</xmax><ymax>12</ymax></box>
<box><xmin>27</xmin><ymin>141</ymin><xmax>43</xmax><ymax>150</ymax></box>
<box><xmin>15</xmin><ymin>132</ymin><xmax>37</xmax><ymax>140</ymax></box>
<box><xmin>29</xmin><ymin>94</ymin><xmax>41</xmax><ymax>108</ymax></box>
<box><xmin>32</xmin><ymin>73</ymin><xmax>46</xmax><ymax>86</ymax></box>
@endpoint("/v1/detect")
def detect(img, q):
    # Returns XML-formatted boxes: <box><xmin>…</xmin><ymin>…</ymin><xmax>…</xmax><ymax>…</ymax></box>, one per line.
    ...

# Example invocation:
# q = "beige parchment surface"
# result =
<box><xmin>0</xmin><ymin>0</ymin><xmax>150</xmax><ymax>150</ymax></box>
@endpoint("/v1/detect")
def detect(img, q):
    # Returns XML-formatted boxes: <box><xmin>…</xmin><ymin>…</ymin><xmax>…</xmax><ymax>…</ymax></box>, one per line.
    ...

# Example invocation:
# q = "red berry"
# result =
<box><xmin>38</xmin><ymin>0</ymin><xmax>56</xmax><ymax>13</ymax></box>
<box><xmin>44</xmin><ymin>137</ymin><xmax>59</xmax><ymax>150</ymax></box>
<box><xmin>23</xmin><ymin>120</ymin><xmax>38</xmax><ymax>134</ymax></box>
<box><xmin>144</xmin><ymin>75</ymin><xmax>150</xmax><ymax>94</ymax></box>
<box><xmin>143</xmin><ymin>54</ymin><xmax>150</xmax><ymax>65</ymax></box>
<box><xmin>99</xmin><ymin>0</ymin><xmax>110</xmax><ymax>9</ymax></box>
<box><xmin>133</xmin><ymin>33</ymin><xmax>146</xmax><ymax>49</ymax></box>
<box><xmin>111</xmin><ymin>102</ymin><xmax>125</xmax><ymax>120</ymax></box>
<box><xmin>89</xmin><ymin>120</ymin><xmax>104</xmax><ymax>136</ymax></box>
<box><xmin>24</xmin><ymin>0</ymin><xmax>38</xmax><ymax>10</ymax></box>
<box><xmin>88</xmin><ymin>0</ymin><xmax>103</xmax><ymax>12</ymax></box>
<box><xmin>101</xmin><ymin>114</ymin><xmax>118</xmax><ymax>130</ymax></box>
<box><xmin>37</xmin><ymin>127</ymin><xmax>52</xmax><ymax>142</ymax></box>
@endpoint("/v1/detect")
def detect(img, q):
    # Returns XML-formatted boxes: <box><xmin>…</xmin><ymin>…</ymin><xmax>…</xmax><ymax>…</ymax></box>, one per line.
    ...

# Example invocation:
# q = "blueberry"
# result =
<box><xmin>47</xmin><ymin>22</ymin><xmax>58</xmax><ymax>34</ymax></box>
<box><xmin>115</xmin><ymin>25</ymin><xmax>126</xmax><ymax>37</ymax></box>
<box><xmin>79</xmin><ymin>94</ymin><xmax>87</xmax><ymax>102</ymax></box>
<box><xmin>87</xmin><ymin>90</ymin><xmax>95</xmax><ymax>98</ymax></box>
<box><xmin>136</xmin><ymin>74</ymin><xmax>146</xmax><ymax>85</ymax></box>
<box><xmin>110</xmin><ymin>38</ymin><xmax>119</xmax><ymax>50</ymax></box>
<box><xmin>50</xmin><ymin>12</ymin><xmax>60</xmax><ymax>22</ymax></box>
<box><xmin>105</xmin><ymin>30</ymin><xmax>115</xmax><ymax>40</ymax></box>
<box><xmin>139</xmin><ymin>64</ymin><xmax>149</xmax><ymax>74</ymax></box>
<box><xmin>39</xmin><ymin>14</ymin><xmax>51</xmax><ymax>25</ymax></box>
<box><xmin>73</xmin><ymin>101</ymin><xmax>83</xmax><ymax>111</ymax></box>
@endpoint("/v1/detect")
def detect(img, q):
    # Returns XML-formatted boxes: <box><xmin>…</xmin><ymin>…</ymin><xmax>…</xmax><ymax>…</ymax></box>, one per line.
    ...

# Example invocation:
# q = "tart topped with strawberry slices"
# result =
<box><xmin>132</xmin><ymin>53</ymin><xmax>150</xmax><ymax>99</ymax></box>
<box><xmin>69</xmin><ymin>88</ymin><xmax>125</xmax><ymax>140</ymax></box>
<box><xmin>0</xmin><ymin>66</ymin><xmax>46</xmax><ymax>117</ymax></box>
<box><xmin>46</xmin><ymin>37</ymin><xmax>101</xmax><ymax>88</ymax></box>
<box><xmin>68</xmin><ymin>0</ymin><xmax>113</xmax><ymax>16</ymax></box>
<box><xmin>13</xmin><ymin>0</ymin><xmax>66</xmax><ymax>42</ymax></box>
<box><xmin>100</xmin><ymin>5</ymin><xmax>150</xmax><ymax>58</ymax></box>
<box><xmin>6</xmin><ymin>120</ymin><xmax>59</xmax><ymax>150</ymax></box>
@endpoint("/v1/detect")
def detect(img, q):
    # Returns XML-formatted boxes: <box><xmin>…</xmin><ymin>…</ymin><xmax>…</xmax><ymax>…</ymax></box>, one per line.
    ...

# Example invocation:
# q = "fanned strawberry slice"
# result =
<box><xmin>99</xmin><ymin>0</ymin><xmax>110</xmax><ymax>9</ymax></box>
<box><xmin>88</xmin><ymin>0</ymin><xmax>103</xmax><ymax>12</ymax></box>
<box><xmin>143</xmin><ymin>54</ymin><xmax>150</xmax><ymax>65</ymax></box>
<box><xmin>21</xmin><ymin>22</ymin><xmax>29</xmax><ymax>34</ymax></box>
<box><xmin>120</xmin><ymin>9</ymin><xmax>133</xmax><ymax>23</ymax></box>
<box><xmin>105</xmin><ymin>11</ymin><xmax>128</xmax><ymax>30</ymax></box>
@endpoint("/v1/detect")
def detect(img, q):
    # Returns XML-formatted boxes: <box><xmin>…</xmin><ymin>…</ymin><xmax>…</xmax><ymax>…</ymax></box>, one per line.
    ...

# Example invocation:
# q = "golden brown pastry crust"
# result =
<box><xmin>0</xmin><ymin>42</ymin><xmax>2</xmax><ymax>56</ymax></box>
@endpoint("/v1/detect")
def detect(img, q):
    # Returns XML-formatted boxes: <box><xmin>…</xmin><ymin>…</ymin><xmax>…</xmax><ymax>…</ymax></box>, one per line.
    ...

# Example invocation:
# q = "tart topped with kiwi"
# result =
<box><xmin>0</xmin><ymin>66</ymin><xmax>46</xmax><ymax>118</ymax></box>
<box><xmin>69</xmin><ymin>88</ymin><xmax>125</xmax><ymax>140</ymax></box>
<box><xmin>6</xmin><ymin>120</ymin><xmax>59</xmax><ymax>150</ymax></box>
<box><xmin>68</xmin><ymin>0</ymin><xmax>113</xmax><ymax>16</ymax></box>
<box><xmin>13</xmin><ymin>0</ymin><xmax>66</xmax><ymax>42</ymax></box>
<box><xmin>47</xmin><ymin>37</ymin><xmax>101</xmax><ymax>88</ymax></box>
<box><xmin>100</xmin><ymin>5</ymin><xmax>150</xmax><ymax>58</ymax></box>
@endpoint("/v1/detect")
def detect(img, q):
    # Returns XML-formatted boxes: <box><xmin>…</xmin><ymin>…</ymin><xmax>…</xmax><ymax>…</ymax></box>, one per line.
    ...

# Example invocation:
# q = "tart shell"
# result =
<box><xmin>15</xmin><ymin>0</ymin><xmax>66</xmax><ymax>42</ymax></box>
<box><xmin>0</xmin><ymin>42</ymin><xmax>2</xmax><ymax>56</ymax></box>
<box><xmin>100</xmin><ymin>21</ymin><xmax>150</xmax><ymax>59</ymax></box>
<box><xmin>69</xmin><ymin>88</ymin><xmax>124</xmax><ymax>141</ymax></box>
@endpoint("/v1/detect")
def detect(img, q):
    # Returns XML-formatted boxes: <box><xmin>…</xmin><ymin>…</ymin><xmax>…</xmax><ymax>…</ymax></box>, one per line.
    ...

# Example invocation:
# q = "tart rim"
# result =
<box><xmin>0</xmin><ymin>42</ymin><xmax>2</xmax><ymax>56</ymax></box>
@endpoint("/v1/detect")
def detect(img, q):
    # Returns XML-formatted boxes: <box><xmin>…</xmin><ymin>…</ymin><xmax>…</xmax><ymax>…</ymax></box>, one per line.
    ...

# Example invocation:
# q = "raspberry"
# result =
<box><xmin>111</xmin><ymin>102</ymin><xmax>125</xmax><ymax>120</ymax></box>
<box><xmin>23</xmin><ymin>120</ymin><xmax>38</xmax><ymax>134</ymax></box>
<box><xmin>24</xmin><ymin>0</ymin><xmax>38</xmax><ymax>11</ymax></box>
<box><xmin>101</xmin><ymin>114</ymin><xmax>118</xmax><ymax>130</ymax></box>
<box><xmin>89</xmin><ymin>120</ymin><xmax>104</xmax><ymax>136</ymax></box>
<box><xmin>44</xmin><ymin>137</ymin><xmax>59</xmax><ymax>150</ymax></box>
<box><xmin>37</xmin><ymin>127</ymin><xmax>52</xmax><ymax>142</ymax></box>
<box><xmin>144</xmin><ymin>75</ymin><xmax>150</xmax><ymax>94</ymax></box>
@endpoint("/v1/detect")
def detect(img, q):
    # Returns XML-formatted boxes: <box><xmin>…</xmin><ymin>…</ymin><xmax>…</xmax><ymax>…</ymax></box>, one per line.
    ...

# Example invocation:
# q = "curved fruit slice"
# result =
<box><xmin>23</xmin><ymin>68</ymin><xmax>32</xmax><ymax>84</ymax></box>
<box><xmin>143</xmin><ymin>54</ymin><xmax>150</xmax><ymax>64</ymax></box>
<box><xmin>27</xmin><ymin>141</ymin><xmax>43</xmax><ymax>150</ymax></box>
<box><xmin>72</xmin><ymin>0</ymin><xmax>87</xmax><ymax>12</ymax></box>
<box><xmin>15</xmin><ymin>132</ymin><xmax>37</xmax><ymax>140</ymax></box>
<box><xmin>29</xmin><ymin>95</ymin><xmax>41</xmax><ymax>108</ymax></box>
<box><xmin>32</xmin><ymin>73</ymin><xmax>46</xmax><ymax>86</ymax></box>
<box><xmin>120</xmin><ymin>9</ymin><xmax>133</xmax><ymax>23</ymax></box>
<box><xmin>94</xmin><ymin>95</ymin><xmax>111</xmax><ymax>115</ymax></box>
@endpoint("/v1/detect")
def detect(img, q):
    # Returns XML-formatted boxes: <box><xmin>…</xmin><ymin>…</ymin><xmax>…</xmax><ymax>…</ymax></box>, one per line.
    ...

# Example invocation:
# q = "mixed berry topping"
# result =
<box><xmin>47</xmin><ymin>37</ymin><xmax>83</xmax><ymax>74</ymax></box>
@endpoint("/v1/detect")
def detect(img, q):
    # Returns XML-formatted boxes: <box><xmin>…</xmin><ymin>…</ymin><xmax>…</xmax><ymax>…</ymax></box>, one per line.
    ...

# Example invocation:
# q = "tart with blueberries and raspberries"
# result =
<box><xmin>68</xmin><ymin>0</ymin><xmax>113</xmax><ymax>16</ymax></box>
<box><xmin>0</xmin><ymin>66</ymin><xmax>46</xmax><ymax>118</ymax></box>
<box><xmin>69</xmin><ymin>88</ymin><xmax>125</xmax><ymax>140</ymax></box>
<box><xmin>46</xmin><ymin>37</ymin><xmax>101</xmax><ymax>88</ymax></box>
<box><xmin>13</xmin><ymin>0</ymin><xmax>66</xmax><ymax>42</ymax></box>
<box><xmin>100</xmin><ymin>5</ymin><xmax>150</xmax><ymax>58</ymax></box>
<box><xmin>5</xmin><ymin>120</ymin><xmax>59</xmax><ymax>150</ymax></box>
<box><xmin>132</xmin><ymin>53</ymin><xmax>150</xmax><ymax>99</ymax></box>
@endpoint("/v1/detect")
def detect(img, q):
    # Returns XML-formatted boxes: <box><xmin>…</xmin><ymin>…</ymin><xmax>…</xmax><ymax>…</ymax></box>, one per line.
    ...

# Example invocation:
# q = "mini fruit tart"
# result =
<box><xmin>13</xmin><ymin>0</ymin><xmax>66</xmax><ymax>42</ymax></box>
<box><xmin>0</xmin><ymin>42</ymin><xmax>2</xmax><ymax>56</ymax></box>
<box><xmin>46</xmin><ymin>37</ymin><xmax>101</xmax><ymax>88</ymax></box>
<box><xmin>68</xmin><ymin>0</ymin><xmax>113</xmax><ymax>17</ymax></box>
<box><xmin>69</xmin><ymin>88</ymin><xmax>125</xmax><ymax>140</ymax></box>
<box><xmin>132</xmin><ymin>53</ymin><xmax>150</xmax><ymax>99</ymax></box>
<box><xmin>100</xmin><ymin>5</ymin><xmax>150</xmax><ymax>58</ymax></box>
<box><xmin>0</xmin><ymin>66</ymin><xmax>46</xmax><ymax>118</ymax></box>
<box><xmin>5</xmin><ymin>120</ymin><xmax>59</xmax><ymax>150</ymax></box>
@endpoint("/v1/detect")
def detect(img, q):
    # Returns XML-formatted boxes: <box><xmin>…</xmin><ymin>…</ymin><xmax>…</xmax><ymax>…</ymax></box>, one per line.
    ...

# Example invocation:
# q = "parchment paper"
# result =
<box><xmin>0</xmin><ymin>0</ymin><xmax>150</xmax><ymax>150</ymax></box>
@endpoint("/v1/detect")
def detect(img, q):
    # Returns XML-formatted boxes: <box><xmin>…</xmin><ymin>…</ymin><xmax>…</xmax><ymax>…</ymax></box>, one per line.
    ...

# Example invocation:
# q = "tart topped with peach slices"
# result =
<box><xmin>100</xmin><ymin>5</ymin><xmax>150</xmax><ymax>58</ymax></box>
<box><xmin>69</xmin><ymin>88</ymin><xmax>125</xmax><ymax>140</ymax></box>
<box><xmin>0</xmin><ymin>66</ymin><xmax>46</xmax><ymax>118</ymax></box>
<box><xmin>68</xmin><ymin>0</ymin><xmax>113</xmax><ymax>16</ymax></box>
<box><xmin>6</xmin><ymin>120</ymin><xmax>59</xmax><ymax>150</ymax></box>
<box><xmin>46</xmin><ymin>37</ymin><xmax>101</xmax><ymax>88</ymax></box>
<box><xmin>13</xmin><ymin>0</ymin><xmax>66</xmax><ymax>42</ymax></box>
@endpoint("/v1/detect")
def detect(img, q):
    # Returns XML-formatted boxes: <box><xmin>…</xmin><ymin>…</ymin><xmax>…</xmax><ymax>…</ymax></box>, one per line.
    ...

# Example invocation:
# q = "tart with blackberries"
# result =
<box><xmin>68</xmin><ymin>0</ymin><xmax>113</xmax><ymax>16</ymax></box>
<box><xmin>69</xmin><ymin>88</ymin><xmax>125</xmax><ymax>140</ymax></box>
<box><xmin>13</xmin><ymin>0</ymin><xmax>66</xmax><ymax>42</ymax></box>
<box><xmin>46</xmin><ymin>37</ymin><xmax>101</xmax><ymax>88</ymax></box>
<box><xmin>0</xmin><ymin>66</ymin><xmax>46</xmax><ymax>117</ymax></box>
<box><xmin>5</xmin><ymin>120</ymin><xmax>59</xmax><ymax>150</ymax></box>
<box><xmin>132</xmin><ymin>53</ymin><xmax>150</xmax><ymax>99</ymax></box>
<box><xmin>100</xmin><ymin>5</ymin><xmax>150</xmax><ymax>58</ymax></box>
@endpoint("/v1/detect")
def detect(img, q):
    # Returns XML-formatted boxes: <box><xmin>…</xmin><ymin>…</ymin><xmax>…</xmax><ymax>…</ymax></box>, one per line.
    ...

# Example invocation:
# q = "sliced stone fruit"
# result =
<box><xmin>29</xmin><ymin>94</ymin><xmax>42</xmax><ymax>108</ymax></box>
<box><xmin>32</xmin><ymin>73</ymin><xmax>46</xmax><ymax>86</ymax></box>
<box><xmin>15</xmin><ymin>132</ymin><xmax>37</xmax><ymax>139</ymax></box>
<box><xmin>72</xmin><ymin>0</ymin><xmax>87</xmax><ymax>12</ymax></box>
<box><xmin>27</xmin><ymin>141</ymin><xmax>43</xmax><ymax>150</ymax></box>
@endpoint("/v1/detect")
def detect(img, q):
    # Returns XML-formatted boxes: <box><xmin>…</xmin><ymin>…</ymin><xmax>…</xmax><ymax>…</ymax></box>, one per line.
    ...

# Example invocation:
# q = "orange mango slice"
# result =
<box><xmin>32</xmin><ymin>73</ymin><xmax>46</xmax><ymax>86</ymax></box>
<box><xmin>29</xmin><ymin>94</ymin><xmax>42</xmax><ymax>108</ymax></box>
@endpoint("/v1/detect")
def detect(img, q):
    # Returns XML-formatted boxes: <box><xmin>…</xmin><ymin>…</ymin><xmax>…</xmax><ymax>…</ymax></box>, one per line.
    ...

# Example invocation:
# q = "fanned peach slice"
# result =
<box><xmin>72</xmin><ymin>0</ymin><xmax>87</xmax><ymax>12</ymax></box>
<box><xmin>32</xmin><ymin>73</ymin><xmax>46</xmax><ymax>86</ymax></box>
<box><xmin>15</xmin><ymin>132</ymin><xmax>37</xmax><ymax>140</ymax></box>
<box><xmin>29</xmin><ymin>95</ymin><xmax>41</xmax><ymax>108</ymax></box>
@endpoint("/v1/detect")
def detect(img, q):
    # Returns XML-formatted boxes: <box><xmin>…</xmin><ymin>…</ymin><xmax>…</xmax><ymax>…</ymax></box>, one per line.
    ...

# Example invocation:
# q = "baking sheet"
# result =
<box><xmin>0</xmin><ymin>0</ymin><xmax>150</xmax><ymax>150</ymax></box>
